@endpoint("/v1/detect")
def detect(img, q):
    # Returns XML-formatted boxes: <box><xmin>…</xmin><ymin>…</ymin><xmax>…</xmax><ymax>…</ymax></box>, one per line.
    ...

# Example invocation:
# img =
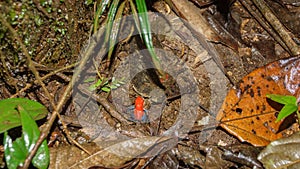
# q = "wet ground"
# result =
<box><xmin>0</xmin><ymin>0</ymin><xmax>299</xmax><ymax>168</ymax></box>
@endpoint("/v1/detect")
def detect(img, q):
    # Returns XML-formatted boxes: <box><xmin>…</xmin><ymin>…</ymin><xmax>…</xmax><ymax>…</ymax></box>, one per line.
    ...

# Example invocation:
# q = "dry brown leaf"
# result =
<box><xmin>217</xmin><ymin>57</ymin><xmax>300</xmax><ymax>146</ymax></box>
<box><xmin>48</xmin><ymin>136</ymin><xmax>173</xmax><ymax>168</ymax></box>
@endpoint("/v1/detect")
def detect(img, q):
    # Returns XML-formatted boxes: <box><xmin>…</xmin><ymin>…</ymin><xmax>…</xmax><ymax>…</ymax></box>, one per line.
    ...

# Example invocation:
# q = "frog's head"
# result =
<box><xmin>135</xmin><ymin>96</ymin><xmax>144</xmax><ymax>110</ymax></box>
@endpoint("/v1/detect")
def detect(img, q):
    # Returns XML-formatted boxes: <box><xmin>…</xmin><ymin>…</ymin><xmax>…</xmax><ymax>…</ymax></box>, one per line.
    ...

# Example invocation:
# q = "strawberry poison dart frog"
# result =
<box><xmin>134</xmin><ymin>96</ymin><xmax>145</xmax><ymax>120</ymax></box>
<box><xmin>127</xmin><ymin>96</ymin><xmax>148</xmax><ymax>122</ymax></box>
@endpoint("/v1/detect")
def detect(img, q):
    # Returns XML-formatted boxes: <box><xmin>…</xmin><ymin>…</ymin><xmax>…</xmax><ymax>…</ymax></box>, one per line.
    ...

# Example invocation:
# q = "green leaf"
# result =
<box><xmin>88</xmin><ymin>84</ymin><xmax>97</xmax><ymax>91</ymax></box>
<box><xmin>266</xmin><ymin>94</ymin><xmax>297</xmax><ymax>105</ymax></box>
<box><xmin>84</xmin><ymin>77</ymin><xmax>96</xmax><ymax>82</ymax></box>
<box><xmin>85</xmin><ymin>0</ymin><xmax>93</xmax><ymax>5</ymax></box>
<box><xmin>19</xmin><ymin>106</ymin><xmax>49</xmax><ymax>168</ymax></box>
<box><xmin>0</xmin><ymin>98</ymin><xmax>48</xmax><ymax>133</ymax></box>
<box><xmin>101</xmin><ymin>87</ymin><xmax>111</xmax><ymax>92</ymax></box>
<box><xmin>4</xmin><ymin>133</ymin><xmax>26</xmax><ymax>169</ymax></box>
<box><xmin>102</xmin><ymin>79</ymin><xmax>109</xmax><ymax>86</ymax></box>
<box><xmin>107</xmin><ymin>0</ymin><xmax>125</xmax><ymax>62</ymax></box>
<box><xmin>4</xmin><ymin>106</ymin><xmax>49</xmax><ymax>169</ymax></box>
<box><xmin>88</xmin><ymin>79</ymin><xmax>103</xmax><ymax>91</ymax></box>
<box><xmin>93</xmin><ymin>0</ymin><xmax>110</xmax><ymax>32</ymax></box>
<box><xmin>109</xmin><ymin>84</ymin><xmax>118</xmax><ymax>89</ymax></box>
<box><xmin>276</xmin><ymin>104</ymin><xmax>298</xmax><ymax>122</ymax></box>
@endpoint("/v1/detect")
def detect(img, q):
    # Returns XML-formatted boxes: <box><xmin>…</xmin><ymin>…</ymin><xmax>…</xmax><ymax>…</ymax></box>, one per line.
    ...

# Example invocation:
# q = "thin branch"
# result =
<box><xmin>78</xmin><ymin>84</ymin><xmax>132</xmax><ymax>124</ymax></box>
<box><xmin>252</xmin><ymin>0</ymin><xmax>300</xmax><ymax>55</ymax></box>
<box><xmin>239</xmin><ymin>0</ymin><xmax>290</xmax><ymax>54</ymax></box>
<box><xmin>0</xmin><ymin>15</ymin><xmax>55</xmax><ymax>105</ymax></box>
<box><xmin>0</xmin><ymin>12</ymin><xmax>93</xmax><ymax>168</ymax></box>
<box><xmin>0</xmin><ymin>13</ymin><xmax>57</xmax><ymax>168</ymax></box>
<box><xmin>19</xmin><ymin>20</ymin><xmax>108</xmax><ymax>168</ymax></box>
<box><xmin>241</xmin><ymin>0</ymin><xmax>300</xmax><ymax>56</ymax></box>
<box><xmin>10</xmin><ymin>62</ymin><xmax>77</xmax><ymax>98</ymax></box>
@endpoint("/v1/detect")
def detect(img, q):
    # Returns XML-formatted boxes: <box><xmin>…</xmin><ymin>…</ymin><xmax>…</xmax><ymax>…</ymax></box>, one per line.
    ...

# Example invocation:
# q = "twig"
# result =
<box><xmin>141</xmin><ymin>145</ymin><xmax>167</xmax><ymax>169</ymax></box>
<box><xmin>10</xmin><ymin>62</ymin><xmax>89</xmax><ymax>158</ymax></box>
<box><xmin>239</xmin><ymin>0</ymin><xmax>290</xmax><ymax>54</ymax></box>
<box><xmin>33</xmin><ymin>0</ymin><xmax>53</xmax><ymax>19</ymax></box>
<box><xmin>241</xmin><ymin>0</ymin><xmax>300</xmax><ymax>56</ymax></box>
<box><xmin>78</xmin><ymin>85</ymin><xmax>132</xmax><ymax>124</ymax></box>
<box><xmin>10</xmin><ymin>62</ymin><xmax>77</xmax><ymax>98</ymax></box>
<box><xmin>253</xmin><ymin>0</ymin><xmax>300</xmax><ymax>55</ymax></box>
<box><xmin>0</xmin><ymin>12</ymin><xmax>92</xmax><ymax>168</ymax></box>
<box><xmin>0</xmin><ymin>13</ymin><xmax>56</xmax><ymax>168</ymax></box>
<box><xmin>0</xmin><ymin>17</ymin><xmax>53</xmax><ymax>108</ymax></box>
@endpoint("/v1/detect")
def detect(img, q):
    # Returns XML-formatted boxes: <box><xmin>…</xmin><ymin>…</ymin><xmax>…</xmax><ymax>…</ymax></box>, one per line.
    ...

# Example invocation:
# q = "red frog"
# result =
<box><xmin>127</xmin><ymin>96</ymin><xmax>148</xmax><ymax>122</ymax></box>
<box><xmin>134</xmin><ymin>96</ymin><xmax>145</xmax><ymax>121</ymax></box>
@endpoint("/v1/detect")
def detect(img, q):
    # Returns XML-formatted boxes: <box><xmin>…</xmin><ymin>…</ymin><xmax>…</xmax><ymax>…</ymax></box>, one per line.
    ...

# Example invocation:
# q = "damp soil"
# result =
<box><xmin>0</xmin><ymin>0</ymin><xmax>299</xmax><ymax>168</ymax></box>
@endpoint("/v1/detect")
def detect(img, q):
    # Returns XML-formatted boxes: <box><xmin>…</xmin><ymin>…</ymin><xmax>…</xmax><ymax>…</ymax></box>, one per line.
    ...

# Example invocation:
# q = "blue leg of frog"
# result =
<box><xmin>126</xmin><ymin>106</ymin><xmax>149</xmax><ymax>123</ymax></box>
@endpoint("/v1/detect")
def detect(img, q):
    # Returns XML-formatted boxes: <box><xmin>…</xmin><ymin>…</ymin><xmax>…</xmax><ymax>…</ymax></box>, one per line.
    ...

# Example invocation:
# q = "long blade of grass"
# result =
<box><xmin>135</xmin><ymin>0</ymin><xmax>164</xmax><ymax>76</ymax></box>
<box><xmin>129</xmin><ymin>0</ymin><xmax>141</xmax><ymax>37</ymax></box>
<box><xmin>107</xmin><ymin>1</ymin><xmax>126</xmax><ymax>62</ymax></box>
<box><xmin>93</xmin><ymin>0</ymin><xmax>111</xmax><ymax>32</ymax></box>
<box><xmin>104</xmin><ymin>0</ymin><xmax>120</xmax><ymax>43</ymax></box>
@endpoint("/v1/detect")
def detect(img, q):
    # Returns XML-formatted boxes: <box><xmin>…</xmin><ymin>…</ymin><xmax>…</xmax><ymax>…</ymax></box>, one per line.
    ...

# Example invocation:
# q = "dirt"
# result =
<box><xmin>0</xmin><ymin>0</ymin><xmax>299</xmax><ymax>168</ymax></box>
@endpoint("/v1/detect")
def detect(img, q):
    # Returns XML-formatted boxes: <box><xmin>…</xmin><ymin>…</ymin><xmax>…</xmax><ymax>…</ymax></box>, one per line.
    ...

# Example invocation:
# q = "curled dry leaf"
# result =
<box><xmin>220</xmin><ymin>144</ymin><xmax>263</xmax><ymax>168</ymax></box>
<box><xmin>216</xmin><ymin>57</ymin><xmax>300</xmax><ymax>146</ymax></box>
<box><xmin>49</xmin><ymin>136</ymin><xmax>173</xmax><ymax>168</ymax></box>
<box><xmin>149</xmin><ymin>150</ymin><xmax>179</xmax><ymax>169</ymax></box>
<box><xmin>200</xmin><ymin>145</ymin><xmax>236</xmax><ymax>169</ymax></box>
<box><xmin>49</xmin><ymin>143</ymin><xmax>102</xmax><ymax>169</ymax></box>
<box><xmin>258</xmin><ymin>132</ymin><xmax>300</xmax><ymax>169</ymax></box>
<box><xmin>176</xmin><ymin>145</ymin><xmax>206</xmax><ymax>168</ymax></box>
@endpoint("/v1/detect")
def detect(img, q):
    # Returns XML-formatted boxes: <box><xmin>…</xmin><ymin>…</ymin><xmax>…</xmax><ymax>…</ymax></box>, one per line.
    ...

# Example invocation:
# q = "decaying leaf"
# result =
<box><xmin>149</xmin><ymin>150</ymin><xmax>179</xmax><ymax>169</ymax></box>
<box><xmin>258</xmin><ymin>132</ymin><xmax>300</xmax><ymax>169</ymax></box>
<box><xmin>221</xmin><ymin>144</ymin><xmax>263</xmax><ymax>168</ymax></box>
<box><xmin>176</xmin><ymin>145</ymin><xmax>206</xmax><ymax>168</ymax></box>
<box><xmin>49</xmin><ymin>143</ymin><xmax>102</xmax><ymax>169</ymax></box>
<box><xmin>200</xmin><ymin>145</ymin><xmax>236</xmax><ymax>169</ymax></box>
<box><xmin>49</xmin><ymin>136</ymin><xmax>172</xmax><ymax>168</ymax></box>
<box><xmin>216</xmin><ymin>57</ymin><xmax>300</xmax><ymax>146</ymax></box>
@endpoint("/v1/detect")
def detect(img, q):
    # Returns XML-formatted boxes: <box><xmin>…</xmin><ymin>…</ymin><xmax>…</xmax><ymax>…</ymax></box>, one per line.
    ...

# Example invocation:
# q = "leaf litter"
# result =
<box><xmin>0</xmin><ymin>0</ymin><xmax>299</xmax><ymax>168</ymax></box>
<box><xmin>217</xmin><ymin>56</ymin><xmax>300</xmax><ymax>146</ymax></box>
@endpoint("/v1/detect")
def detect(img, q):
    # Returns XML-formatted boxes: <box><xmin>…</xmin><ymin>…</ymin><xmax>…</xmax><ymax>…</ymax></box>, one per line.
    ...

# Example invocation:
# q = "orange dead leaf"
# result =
<box><xmin>217</xmin><ymin>57</ymin><xmax>300</xmax><ymax>146</ymax></box>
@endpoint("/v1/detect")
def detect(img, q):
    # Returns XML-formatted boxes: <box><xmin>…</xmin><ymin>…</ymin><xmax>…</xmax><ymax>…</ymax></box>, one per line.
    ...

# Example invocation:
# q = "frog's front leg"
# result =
<box><xmin>126</xmin><ymin>106</ymin><xmax>149</xmax><ymax>123</ymax></box>
<box><xmin>132</xmin><ymin>109</ymin><xmax>149</xmax><ymax>123</ymax></box>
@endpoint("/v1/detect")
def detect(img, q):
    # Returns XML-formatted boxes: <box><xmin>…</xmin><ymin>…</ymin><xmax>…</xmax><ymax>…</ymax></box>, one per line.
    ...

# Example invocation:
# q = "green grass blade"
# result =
<box><xmin>104</xmin><ymin>0</ymin><xmax>120</xmax><ymax>43</ymax></box>
<box><xmin>129</xmin><ymin>0</ymin><xmax>141</xmax><ymax>36</ymax></box>
<box><xmin>93</xmin><ymin>0</ymin><xmax>111</xmax><ymax>32</ymax></box>
<box><xmin>135</xmin><ymin>0</ymin><xmax>164</xmax><ymax>76</ymax></box>
<box><xmin>107</xmin><ymin>0</ymin><xmax>126</xmax><ymax>62</ymax></box>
